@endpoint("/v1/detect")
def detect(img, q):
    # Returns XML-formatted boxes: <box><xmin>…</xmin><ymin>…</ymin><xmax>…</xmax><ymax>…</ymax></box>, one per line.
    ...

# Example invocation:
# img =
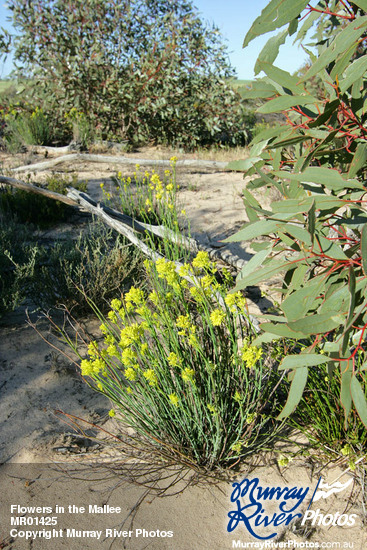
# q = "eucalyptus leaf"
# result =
<box><xmin>277</xmin><ymin>366</ymin><xmax>308</xmax><ymax>419</ymax></box>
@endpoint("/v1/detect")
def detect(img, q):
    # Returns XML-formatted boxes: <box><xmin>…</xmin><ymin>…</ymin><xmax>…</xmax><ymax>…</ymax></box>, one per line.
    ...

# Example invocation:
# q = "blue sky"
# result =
<box><xmin>0</xmin><ymin>0</ymin><xmax>310</xmax><ymax>79</ymax></box>
<box><xmin>194</xmin><ymin>0</ymin><xmax>310</xmax><ymax>79</ymax></box>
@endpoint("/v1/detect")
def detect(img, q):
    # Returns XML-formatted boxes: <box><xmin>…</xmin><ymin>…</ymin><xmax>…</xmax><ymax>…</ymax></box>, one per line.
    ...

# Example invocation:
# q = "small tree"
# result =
<box><xmin>1</xmin><ymin>0</ymin><xmax>250</xmax><ymax>148</ymax></box>
<box><xmin>227</xmin><ymin>0</ymin><xmax>367</xmax><ymax>425</ymax></box>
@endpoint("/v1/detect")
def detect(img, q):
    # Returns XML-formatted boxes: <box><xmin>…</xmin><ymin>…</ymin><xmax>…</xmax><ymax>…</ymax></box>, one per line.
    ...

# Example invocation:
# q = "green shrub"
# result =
<box><xmin>28</xmin><ymin>222</ymin><xmax>143</xmax><ymax>315</ymax></box>
<box><xmin>63</xmin><ymin>252</ymin><xmax>283</xmax><ymax>470</ymax></box>
<box><xmin>2</xmin><ymin>106</ymin><xmax>52</xmax><ymax>150</ymax></box>
<box><xmin>105</xmin><ymin>158</ymin><xmax>192</xmax><ymax>263</ymax></box>
<box><xmin>0</xmin><ymin>219</ymin><xmax>38</xmax><ymax>316</ymax></box>
<box><xmin>0</xmin><ymin>217</ymin><xmax>142</xmax><ymax>317</ymax></box>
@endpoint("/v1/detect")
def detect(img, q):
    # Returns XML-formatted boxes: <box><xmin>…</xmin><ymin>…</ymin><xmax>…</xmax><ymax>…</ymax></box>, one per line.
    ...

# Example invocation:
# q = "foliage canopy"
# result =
<box><xmin>0</xmin><ymin>0</ymin><xmax>250</xmax><ymax>148</ymax></box>
<box><xmin>227</xmin><ymin>0</ymin><xmax>367</xmax><ymax>426</ymax></box>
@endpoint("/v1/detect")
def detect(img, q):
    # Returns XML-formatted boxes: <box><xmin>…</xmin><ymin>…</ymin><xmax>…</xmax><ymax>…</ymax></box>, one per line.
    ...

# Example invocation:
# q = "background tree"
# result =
<box><xmin>0</xmin><ymin>0</ymin><xmax>251</xmax><ymax>148</ymax></box>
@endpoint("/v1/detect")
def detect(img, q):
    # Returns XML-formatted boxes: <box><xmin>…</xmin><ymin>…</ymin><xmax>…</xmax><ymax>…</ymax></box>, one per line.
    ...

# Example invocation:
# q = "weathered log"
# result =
<box><xmin>0</xmin><ymin>175</ymin><xmax>248</xmax><ymax>271</ymax></box>
<box><xmin>12</xmin><ymin>153</ymin><xmax>229</xmax><ymax>173</ymax></box>
<box><xmin>0</xmin><ymin>175</ymin><xmax>77</xmax><ymax>206</ymax></box>
<box><xmin>27</xmin><ymin>140</ymin><xmax>128</xmax><ymax>156</ymax></box>
<box><xmin>0</xmin><ymin>175</ymin><xmax>259</xmax><ymax>328</ymax></box>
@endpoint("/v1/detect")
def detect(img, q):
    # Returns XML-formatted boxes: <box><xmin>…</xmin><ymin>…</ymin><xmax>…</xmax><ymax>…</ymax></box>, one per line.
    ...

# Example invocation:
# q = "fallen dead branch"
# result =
<box><xmin>0</xmin><ymin>175</ymin><xmax>248</xmax><ymax>271</ymax></box>
<box><xmin>1</xmin><ymin>173</ymin><xmax>259</xmax><ymax>331</ymax></box>
<box><xmin>28</xmin><ymin>141</ymin><xmax>128</xmax><ymax>156</ymax></box>
<box><xmin>11</xmin><ymin>152</ymin><xmax>229</xmax><ymax>173</ymax></box>
<box><xmin>0</xmin><ymin>174</ymin><xmax>76</xmax><ymax>206</ymax></box>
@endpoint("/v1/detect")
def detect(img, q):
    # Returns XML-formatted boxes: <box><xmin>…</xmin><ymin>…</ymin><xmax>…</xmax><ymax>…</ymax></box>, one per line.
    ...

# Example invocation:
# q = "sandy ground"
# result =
<box><xmin>0</xmin><ymin>148</ymin><xmax>366</xmax><ymax>549</ymax></box>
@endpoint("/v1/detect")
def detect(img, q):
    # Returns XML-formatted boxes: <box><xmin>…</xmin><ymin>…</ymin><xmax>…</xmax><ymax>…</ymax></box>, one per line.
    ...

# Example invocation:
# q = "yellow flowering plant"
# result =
<box><xmin>103</xmin><ymin>157</ymin><xmax>190</xmax><ymax>262</ymax></box>
<box><xmin>65</xmin><ymin>251</ymin><xmax>283</xmax><ymax>471</ymax></box>
<box><xmin>109</xmin><ymin>158</ymin><xmax>179</xmax><ymax>227</ymax></box>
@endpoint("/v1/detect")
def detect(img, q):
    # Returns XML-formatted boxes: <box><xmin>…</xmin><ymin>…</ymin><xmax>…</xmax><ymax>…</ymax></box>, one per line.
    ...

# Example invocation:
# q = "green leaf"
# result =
<box><xmin>308</xmin><ymin>99</ymin><xmax>340</xmax><ymax>128</ymax></box>
<box><xmin>254</xmin><ymin>30</ymin><xmax>288</xmax><ymax>76</ymax></box>
<box><xmin>251</xmin><ymin>124</ymin><xmax>290</xmax><ymax>144</ymax></box>
<box><xmin>300</xmin><ymin>16</ymin><xmax>367</xmax><ymax>81</ymax></box>
<box><xmin>269</xmin><ymin>134</ymin><xmax>313</xmax><ymax>148</ymax></box>
<box><xmin>361</xmin><ymin>224</ymin><xmax>367</xmax><ymax>276</ymax></box>
<box><xmin>282</xmin><ymin>223</ymin><xmax>312</xmax><ymax>246</ymax></box>
<box><xmin>259</xmin><ymin>321</ymin><xmax>306</xmax><ymax>339</ymax></box>
<box><xmin>288</xmin><ymin>312</ymin><xmax>344</xmax><ymax>335</ymax></box>
<box><xmin>308</xmin><ymin>199</ymin><xmax>315</xmax><ymax>243</ymax></box>
<box><xmin>279</xmin><ymin>353</ymin><xmax>327</xmax><ymax>370</ymax></box>
<box><xmin>256</xmin><ymin>61</ymin><xmax>301</xmax><ymax>93</ymax></box>
<box><xmin>243</xmin><ymin>0</ymin><xmax>309</xmax><ymax>47</ymax></box>
<box><xmin>330</xmin><ymin>43</ymin><xmax>359</xmax><ymax>82</ymax></box>
<box><xmin>351</xmin><ymin>375</ymin><xmax>367</xmax><ymax>429</ymax></box>
<box><xmin>351</xmin><ymin>0</ymin><xmax>367</xmax><ymax>12</ymax></box>
<box><xmin>237</xmin><ymin>247</ymin><xmax>272</xmax><ymax>281</ymax></box>
<box><xmin>348</xmin><ymin>142</ymin><xmax>367</xmax><ymax>178</ymax></box>
<box><xmin>340</xmin><ymin>55</ymin><xmax>367</xmax><ymax>94</ymax></box>
<box><xmin>226</xmin><ymin>158</ymin><xmax>262</xmax><ymax>171</ymax></box>
<box><xmin>238</xmin><ymin>79</ymin><xmax>278</xmax><ymax>99</ymax></box>
<box><xmin>295</xmin><ymin>7</ymin><xmax>320</xmax><ymax>43</ymax></box>
<box><xmin>233</xmin><ymin>259</ymin><xmax>295</xmax><ymax>289</ymax></box>
<box><xmin>257</xmin><ymin>94</ymin><xmax>319</xmax><ymax>114</ymax></box>
<box><xmin>277</xmin><ymin>366</ymin><xmax>308</xmax><ymax>419</ymax></box>
<box><xmin>254</xmin><ymin>166</ymin><xmax>284</xmax><ymax>194</ymax></box>
<box><xmin>340</xmin><ymin>368</ymin><xmax>353</xmax><ymax>422</ymax></box>
<box><xmin>281</xmin><ymin>280</ymin><xmax>324</xmax><ymax>321</ymax></box>
<box><xmin>271</xmin><ymin>195</ymin><xmax>343</xmax><ymax>214</ymax></box>
<box><xmin>316</xmin><ymin>234</ymin><xmax>348</xmax><ymax>260</ymax></box>
<box><xmin>342</xmin><ymin>267</ymin><xmax>356</xmax><ymax>355</ymax></box>
<box><xmin>224</xmin><ymin>218</ymin><xmax>282</xmax><ymax>242</ymax></box>
<box><xmin>252</xmin><ymin>332</ymin><xmax>282</xmax><ymax>346</ymax></box>
<box><xmin>319</xmin><ymin>283</ymin><xmax>350</xmax><ymax>314</ymax></box>
<box><xmin>275</xmin><ymin>167</ymin><xmax>364</xmax><ymax>191</ymax></box>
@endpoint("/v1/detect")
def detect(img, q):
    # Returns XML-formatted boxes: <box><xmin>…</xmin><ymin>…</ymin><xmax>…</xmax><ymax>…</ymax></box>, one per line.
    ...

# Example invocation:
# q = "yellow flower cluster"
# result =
<box><xmin>176</xmin><ymin>314</ymin><xmax>191</xmax><ymax>331</ymax></box>
<box><xmin>175</xmin><ymin>314</ymin><xmax>198</xmax><ymax>348</ymax></box>
<box><xmin>181</xmin><ymin>367</ymin><xmax>195</xmax><ymax>384</ymax></box>
<box><xmin>168</xmin><ymin>393</ymin><xmax>179</xmax><ymax>407</ymax></box>
<box><xmin>241</xmin><ymin>345</ymin><xmax>263</xmax><ymax>369</ymax></box>
<box><xmin>119</xmin><ymin>323</ymin><xmax>143</xmax><ymax>348</ymax></box>
<box><xmin>167</xmin><ymin>352</ymin><xmax>182</xmax><ymax>368</ymax></box>
<box><xmin>192</xmin><ymin>251</ymin><xmax>215</xmax><ymax>271</ymax></box>
<box><xmin>225</xmin><ymin>291</ymin><xmax>247</xmax><ymax>313</ymax></box>
<box><xmin>155</xmin><ymin>258</ymin><xmax>180</xmax><ymax>290</ymax></box>
<box><xmin>231</xmin><ymin>441</ymin><xmax>243</xmax><ymax>454</ymax></box>
<box><xmin>123</xmin><ymin>287</ymin><xmax>145</xmax><ymax>312</ymax></box>
<box><xmin>210</xmin><ymin>309</ymin><xmax>226</xmax><ymax>327</ymax></box>
<box><xmin>207</xmin><ymin>403</ymin><xmax>218</xmax><ymax>416</ymax></box>
<box><xmin>80</xmin><ymin>358</ymin><xmax>105</xmax><ymax>377</ymax></box>
<box><xmin>124</xmin><ymin>367</ymin><xmax>137</xmax><ymax>381</ymax></box>
<box><xmin>143</xmin><ymin>368</ymin><xmax>158</xmax><ymax>386</ymax></box>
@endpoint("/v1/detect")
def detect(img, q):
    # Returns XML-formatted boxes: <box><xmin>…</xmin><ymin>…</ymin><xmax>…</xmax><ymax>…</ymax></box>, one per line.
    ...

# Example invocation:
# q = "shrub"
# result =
<box><xmin>226</xmin><ymin>0</ymin><xmax>367</xmax><ymax>426</ymax></box>
<box><xmin>28</xmin><ymin>222</ymin><xmax>143</xmax><ymax>315</ymax></box>
<box><xmin>0</xmin><ymin>219</ymin><xmax>38</xmax><ymax>316</ymax></box>
<box><xmin>62</xmin><ymin>252</ymin><xmax>283</xmax><ymax>471</ymax></box>
<box><xmin>105</xmin><ymin>158</ymin><xmax>192</xmax><ymax>263</ymax></box>
<box><xmin>0</xmin><ymin>217</ymin><xmax>142</xmax><ymax>317</ymax></box>
<box><xmin>1</xmin><ymin>0</ymin><xmax>251</xmax><ymax>149</ymax></box>
<box><xmin>2</xmin><ymin>106</ymin><xmax>52</xmax><ymax>150</ymax></box>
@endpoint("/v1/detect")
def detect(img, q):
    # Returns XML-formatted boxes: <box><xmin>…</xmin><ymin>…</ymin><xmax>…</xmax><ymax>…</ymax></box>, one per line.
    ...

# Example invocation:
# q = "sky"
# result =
<box><xmin>0</xmin><ymin>0</ymin><xmax>310</xmax><ymax>80</ymax></box>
